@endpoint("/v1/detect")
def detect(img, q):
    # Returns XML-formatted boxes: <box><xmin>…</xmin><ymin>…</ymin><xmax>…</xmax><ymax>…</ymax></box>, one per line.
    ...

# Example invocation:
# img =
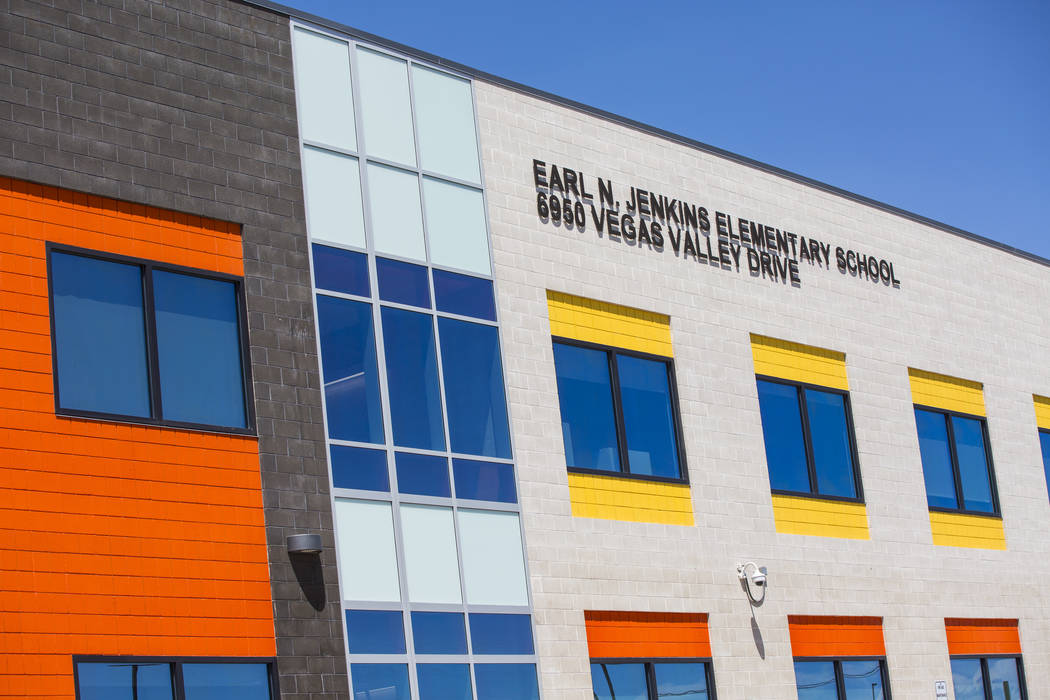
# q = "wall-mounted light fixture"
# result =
<box><xmin>737</xmin><ymin>561</ymin><xmax>768</xmax><ymax>605</ymax></box>
<box><xmin>287</xmin><ymin>533</ymin><xmax>323</xmax><ymax>555</ymax></box>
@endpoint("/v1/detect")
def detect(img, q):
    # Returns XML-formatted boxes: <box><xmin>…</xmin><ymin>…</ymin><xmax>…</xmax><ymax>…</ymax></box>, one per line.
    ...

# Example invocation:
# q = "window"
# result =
<box><xmin>590</xmin><ymin>660</ymin><xmax>713</xmax><ymax>700</ymax></box>
<box><xmin>951</xmin><ymin>656</ymin><xmax>1027</xmax><ymax>700</ymax></box>
<box><xmin>756</xmin><ymin>377</ymin><xmax>862</xmax><ymax>500</ymax></box>
<box><xmin>552</xmin><ymin>339</ymin><xmax>685</xmax><ymax>481</ymax></box>
<box><xmin>794</xmin><ymin>658</ymin><xmax>889</xmax><ymax>700</ymax></box>
<box><xmin>74</xmin><ymin>658</ymin><xmax>276</xmax><ymax>700</ymax></box>
<box><xmin>914</xmin><ymin>407</ymin><xmax>998</xmax><ymax>515</ymax></box>
<box><xmin>48</xmin><ymin>247</ymin><xmax>251</xmax><ymax>432</ymax></box>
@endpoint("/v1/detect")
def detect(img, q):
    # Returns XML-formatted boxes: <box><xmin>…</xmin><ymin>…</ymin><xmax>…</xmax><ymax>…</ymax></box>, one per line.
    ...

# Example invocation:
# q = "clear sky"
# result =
<box><xmin>280</xmin><ymin>0</ymin><xmax>1050</xmax><ymax>260</ymax></box>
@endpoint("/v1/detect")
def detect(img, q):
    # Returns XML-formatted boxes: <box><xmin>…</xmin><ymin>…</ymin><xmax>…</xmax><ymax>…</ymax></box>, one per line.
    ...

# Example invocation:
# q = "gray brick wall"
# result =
<box><xmin>0</xmin><ymin>1</ymin><xmax>346</xmax><ymax>697</ymax></box>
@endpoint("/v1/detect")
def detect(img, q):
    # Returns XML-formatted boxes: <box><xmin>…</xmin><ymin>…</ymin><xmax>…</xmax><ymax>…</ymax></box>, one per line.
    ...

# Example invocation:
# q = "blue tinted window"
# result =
<box><xmin>841</xmin><ymin>660</ymin><xmax>884</xmax><ymax>700</ymax></box>
<box><xmin>351</xmin><ymin>664</ymin><xmax>410</xmax><ymax>700</ymax></box>
<box><xmin>433</xmin><ymin>269</ymin><xmax>496</xmax><ymax>321</ymax></box>
<box><xmin>153</xmin><ymin>271</ymin><xmax>246</xmax><ymax>428</ymax></box>
<box><xmin>395</xmin><ymin>452</ymin><xmax>450</xmax><ymax>497</ymax></box>
<box><xmin>417</xmin><ymin>664</ymin><xmax>471</xmax><ymax>700</ymax></box>
<box><xmin>552</xmin><ymin>343</ymin><xmax>620</xmax><ymax>472</ymax></box>
<box><xmin>794</xmin><ymin>660</ymin><xmax>838</xmax><ymax>700</ymax></box>
<box><xmin>757</xmin><ymin>380</ymin><xmax>810</xmax><ymax>493</ymax></box>
<box><xmin>453</xmin><ymin>459</ymin><xmax>516</xmax><ymax>502</ymax></box>
<box><xmin>590</xmin><ymin>663</ymin><xmax>648</xmax><ymax>700</ymax></box>
<box><xmin>346</xmin><ymin>609</ymin><xmax>406</xmax><ymax>654</ymax></box>
<box><xmin>412</xmin><ymin>611</ymin><xmax>467</xmax><ymax>654</ymax></box>
<box><xmin>986</xmin><ymin>657</ymin><xmax>1023</xmax><ymax>700</ymax></box>
<box><xmin>377</xmin><ymin>257</ymin><xmax>430</xmax><ymax>308</ymax></box>
<box><xmin>76</xmin><ymin>661</ymin><xmax>173</xmax><ymax>700</ymax></box>
<box><xmin>469</xmin><ymin>613</ymin><xmax>534</xmax><ymax>654</ymax></box>
<box><xmin>331</xmin><ymin>445</ymin><xmax>389</xmax><ymax>492</ymax></box>
<box><xmin>618</xmin><ymin>355</ymin><xmax>680</xmax><ymax>478</ymax></box>
<box><xmin>806</xmin><ymin>389</ymin><xmax>857</xmax><ymax>498</ymax></box>
<box><xmin>474</xmin><ymin>664</ymin><xmax>539</xmax><ymax>700</ymax></box>
<box><xmin>653</xmin><ymin>662</ymin><xmax>709</xmax><ymax>699</ymax></box>
<box><xmin>51</xmin><ymin>252</ymin><xmax>150</xmax><ymax>418</ymax></box>
<box><xmin>1041</xmin><ymin>431</ymin><xmax>1050</xmax><ymax>500</ymax></box>
<box><xmin>952</xmin><ymin>416</ymin><xmax>994</xmax><ymax>513</ymax></box>
<box><xmin>182</xmin><ymin>664</ymin><xmax>271</xmax><ymax>700</ymax></box>
<box><xmin>915</xmin><ymin>409</ymin><xmax>958</xmax><ymax>509</ymax></box>
<box><xmin>316</xmin><ymin>295</ymin><xmax>384</xmax><ymax>443</ymax></box>
<box><xmin>382</xmin><ymin>308</ymin><xmax>445</xmax><ymax>450</ymax></box>
<box><xmin>313</xmin><ymin>244</ymin><xmax>369</xmax><ymax>296</ymax></box>
<box><xmin>438</xmin><ymin>318</ymin><xmax>511</xmax><ymax>458</ymax></box>
<box><xmin>951</xmin><ymin>658</ymin><xmax>985</xmax><ymax>700</ymax></box>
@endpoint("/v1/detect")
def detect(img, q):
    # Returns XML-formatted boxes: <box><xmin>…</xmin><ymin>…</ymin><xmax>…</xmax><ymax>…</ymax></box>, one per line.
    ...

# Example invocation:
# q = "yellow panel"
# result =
<box><xmin>908</xmin><ymin>368</ymin><xmax>985</xmax><ymax>416</ymax></box>
<box><xmin>1034</xmin><ymin>395</ymin><xmax>1050</xmax><ymax>430</ymax></box>
<box><xmin>750</xmin><ymin>334</ymin><xmax>848</xmax><ymax>390</ymax></box>
<box><xmin>771</xmin><ymin>495</ymin><xmax>870</xmax><ymax>539</ymax></box>
<box><xmin>567</xmin><ymin>472</ymin><xmax>693</xmax><ymax>526</ymax></box>
<box><xmin>929</xmin><ymin>511</ymin><xmax>1006</xmax><ymax>550</ymax></box>
<box><xmin>547</xmin><ymin>290</ymin><xmax>673</xmax><ymax>357</ymax></box>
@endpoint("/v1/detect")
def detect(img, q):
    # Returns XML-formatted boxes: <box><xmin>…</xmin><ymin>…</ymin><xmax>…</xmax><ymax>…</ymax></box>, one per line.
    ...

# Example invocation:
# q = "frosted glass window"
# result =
<box><xmin>457</xmin><ymin>509</ymin><xmax>528</xmax><ymax>606</ymax></box>
<box><xmin>357</xmin><ymin>48</ymin><xmax>416</xmax><ymax>166</ymax></box>
<box><xmin>335</xmin><ymin>499</ymin><xmax>401</xmax><ymax>602</ymax></box>
<box><xmin>367</xmin><ymin>163</ymin><xmax>425</xmax><ymax>261</ymax></box>
<box><xmin>302</xmin><ymin>146</ymin><xmax>366</xmax><ymax>248</ymax></box>
<box><xmin>292</xmin><ymin>28</ymin><xmax>356</xmax><ymax>151</ymax></box>
<box><xmin>400</xmin><ymin>505</ymin><xmax>462</xmax><ymax>604</ymax></box>
<box><xmin>412</xmin><ymin>66</ymin><xmax>480</xmax><ymax>183</ymax></box>
<box><xmin>423</xmin><ymin>178</ymin><xmax>490</xmax><ymax>275</ymax></box>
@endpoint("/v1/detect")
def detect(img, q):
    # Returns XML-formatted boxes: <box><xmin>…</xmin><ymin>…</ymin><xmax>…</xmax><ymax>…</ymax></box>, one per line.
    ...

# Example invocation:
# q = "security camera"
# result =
<box><xmin>737</xmin><ymin>562</ymin><xmax>768</xmax><ymax>586</ymax></box>
<box><xmin>751</xmin><ymin>567</ymin><xmax>767</xmax><ymax>587</ymax></box>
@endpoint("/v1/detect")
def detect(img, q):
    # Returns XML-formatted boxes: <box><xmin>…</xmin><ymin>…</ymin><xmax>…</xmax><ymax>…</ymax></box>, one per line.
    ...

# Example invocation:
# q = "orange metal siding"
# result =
<box><xmin>945</xmin><ymin>619</ymin><xmax>1021</xmax><ymax>656</ymax></box>
<box><xmin>788</xmin><ymin>616</ymin><xmax>886</xmax><ymax>657</ymax></box>
<box><xmin>584</xmin><ymin>611</ymin><xmax>711</xmax><ymax>658</ymax></box>
<box><xmin>0</xmin><ymin>178</ymin><xmax>273</xmax><ymax>699</ymax></box>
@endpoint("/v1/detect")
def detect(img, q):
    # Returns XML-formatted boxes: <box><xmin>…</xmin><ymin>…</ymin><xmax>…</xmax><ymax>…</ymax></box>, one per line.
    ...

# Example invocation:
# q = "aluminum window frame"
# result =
<box><xmin>45</xmin><ymin>243</ymin><xmax>255</xmax><ymax>436</ymax></box>
<box><xmin>913</xmin><ymin>404</ymin><xmax>1001</xmax><ymax>517</ymax></box>
<box><xmin>553</xmin><ymin>336</ymin><xmax>689</xmax><ymax>484</ymax></box>
<box><xmin>589</xmin><ymin>657</ymin><xmax>717</xmax><ymax>700</ymax></box>
<box><xmin>290</xmin><ymin>19</ymin><xmax>539</xmax><ymax>700</ymax></box>
<box><xmin>756</xmin><ymin>374</ymin><xmax>865</xmax><ymax>504</ymax></box>
<box><xmin>792</xmin><ymin>656</ymin><xmax>892</xmax><ymax>700</ymax></box>
<box><xmin>949</xmin><ymin>654</ymin><xmax>1028</xmax><ymax>700</ymax></box>
<box><xmin>71</xmin><ymin>656</ymin><xmax>279</xmax><ymax>700</ymax></box>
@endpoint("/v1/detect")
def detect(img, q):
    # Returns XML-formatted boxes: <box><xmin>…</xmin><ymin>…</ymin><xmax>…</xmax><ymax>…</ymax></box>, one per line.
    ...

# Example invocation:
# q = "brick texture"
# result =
<box><xmin>0</xmin><ymin>1</ymin><xmax>346</xmax><ymax>698</ymax></box>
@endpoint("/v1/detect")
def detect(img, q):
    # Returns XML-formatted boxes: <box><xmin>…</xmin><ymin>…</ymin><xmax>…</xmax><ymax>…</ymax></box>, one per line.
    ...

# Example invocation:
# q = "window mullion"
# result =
<box><xmin>943</xmin><ymin>412</ymin><xmax>966</xmax><ymax>512</ymax></box>
<box><xmin>833</xmin><ymin>660</ymin><xmax>847</xmax><ymax>700</ymax></box>
<box><xmin>608</xmin><ymin>351</ymin><xmax>631</xmax><ymax>475</ymax></box>
<box><xmin>645</xmin><ymin>662</ymin><xmax>658</xmax><ymax>700</ymax></box>
<box><xmin>141</xmin><ymin>264</ymin><xmax>164</xmax><ymax>420</ymax></box>
<box><xmin>980</xmin><ymin>657</ymin><xmax>993</xmax><ymax>700</ymax></box>
<box><xmin>797</xmin><ymin>385</ymin><xmax>819</xmax><ymax>495</ymax></box>
<box><xmin>172</xmin><ymin>661</ymin><xmax>186</xmax><ymax>700</ymax></box>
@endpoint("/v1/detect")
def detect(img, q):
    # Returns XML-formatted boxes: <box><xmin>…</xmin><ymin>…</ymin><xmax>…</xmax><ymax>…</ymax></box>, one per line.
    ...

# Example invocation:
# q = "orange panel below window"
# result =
<box><xmin>788</xmin><ymin>616</ymin><xmax>886</xmax><ymax>657</ymax></box>
<box><xmin>945</xmin><ymin>619</ymin><xmax>1021</xmax><ymax>656</ymax></box>
<box><xmin>585</xmin><ymin>611</ymin><xmax>711</xmax><ymax>659</ymax></box>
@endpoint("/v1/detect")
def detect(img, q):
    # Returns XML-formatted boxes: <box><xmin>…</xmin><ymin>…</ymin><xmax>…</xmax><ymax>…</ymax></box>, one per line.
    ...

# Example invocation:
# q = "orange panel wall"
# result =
<box><xmin>945</xmin><ymin>619</ymin><xmax>1021</xmax><ymax>656</ymax></box>
<box><xmin>0</xmin><ymin>178</ymin><xmax>274</xmax><ymax>699</ymax></box>
<box><xmin>788</xmin><ymin>616</ymin><xmax>886</xmax><ymax>657</ymax></box>
<box><xmin>584</xmin><ymin>611</ymin><xmax>711</xmax><ymax>658</ymax></box>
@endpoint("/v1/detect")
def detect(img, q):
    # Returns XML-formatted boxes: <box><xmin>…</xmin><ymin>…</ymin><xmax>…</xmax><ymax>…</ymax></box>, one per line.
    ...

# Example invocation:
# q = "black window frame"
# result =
<box><xmin>72</xmin><ymin>656</ymin><xmax>280</xmax><ymax>700</ymax></box>
<box><xmin>1038</xmin><ymin>428</ymin><xmax>1050</xmax><ymax>502</ymax></box>
<box><xmin>793</xmin><ymin>656</ymin><xmax>891</xmax><ymax>700</ymax></box>
<box><xmin>590</xmin><ymin>657</ymin><xmax>717</xmax><ymax>700</ymax></box>
<box><xmin>949</xmin><ymin>654</ymin><xmax>1028</xmax><ymax>700</ymax></box>
<box><xmin>46</xmin><ymin>243</ymin><xmax>256</xmax><ymax>435</ymax></box>
<box><xmin>913</xmin><ymin>404</ymin><xmax>1000</xmax><ymax>517</ymax></box>
<box><xmin>756</xmin><ymin>374</ymin><xmax>865</xmax><ymax>504</ymax></box>
<box><xmin>553</xmin><ymin>336</ymin><xmax>688</xmax><ymax>484</ymax></box>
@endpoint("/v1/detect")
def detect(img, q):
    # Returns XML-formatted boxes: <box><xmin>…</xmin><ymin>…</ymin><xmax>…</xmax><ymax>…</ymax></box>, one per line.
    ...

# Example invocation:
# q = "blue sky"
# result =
<box><xmin>282</xmin><ymin>0</ymin><xmax>1050</xmax><ymax>260</ymax></box>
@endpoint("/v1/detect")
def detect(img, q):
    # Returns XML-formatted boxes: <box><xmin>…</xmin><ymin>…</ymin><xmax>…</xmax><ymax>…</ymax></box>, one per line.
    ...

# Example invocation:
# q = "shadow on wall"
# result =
<box><xmin>290</xmin><ymin>554</ymin><xmax>327</xmax><ymax>611</ymax></box>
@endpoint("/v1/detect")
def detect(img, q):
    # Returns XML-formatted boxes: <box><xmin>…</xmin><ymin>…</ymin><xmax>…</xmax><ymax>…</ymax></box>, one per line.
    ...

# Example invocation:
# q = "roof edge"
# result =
<box><xmin>242</xmin><ymin>0</ymin><xmax>1050</xmax><ymax>270</ymax></box>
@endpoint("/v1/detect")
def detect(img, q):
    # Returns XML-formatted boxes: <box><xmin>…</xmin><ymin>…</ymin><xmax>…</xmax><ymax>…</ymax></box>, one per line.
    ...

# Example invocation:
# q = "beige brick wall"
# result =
<box><xmin>474</xmin><ymin>81</ymin><xmax>1050</xmax><ymax>700</ymax></box>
